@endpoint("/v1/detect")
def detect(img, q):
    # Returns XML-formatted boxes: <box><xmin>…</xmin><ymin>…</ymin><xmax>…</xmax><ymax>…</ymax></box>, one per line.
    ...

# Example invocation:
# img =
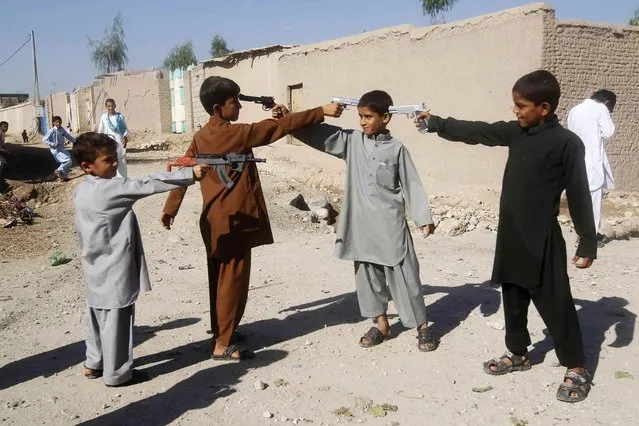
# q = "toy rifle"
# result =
<box><xmin>167</xmin><ymin>153</ymin><xmax>266</xmax><ymax>189</ymax></box>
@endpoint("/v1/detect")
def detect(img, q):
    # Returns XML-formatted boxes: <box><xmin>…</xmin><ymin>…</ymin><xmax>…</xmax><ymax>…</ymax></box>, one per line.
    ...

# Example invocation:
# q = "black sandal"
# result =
<box><xmin>359</xmin><ymin>327</ymin><xmax>388</xmax><ymax>348</ymax></box>
<box><xmin>556</xmin><ymin>370</ymin><xmax>592</xmax><ymax>403</ymax></box>
<box><xmin>417</xmin><ymin>327</ymin><xmax>438</xmax><ymax>352</ymax></box>
<box><xmin>483</xmin><ymin>351</ymin><xmax>532</xmax><ymax>375</ymax></box>
<box><xmin>211</xmin><ymin>344</ymin><xmax>254</xmax><ymax>361</ymax></box>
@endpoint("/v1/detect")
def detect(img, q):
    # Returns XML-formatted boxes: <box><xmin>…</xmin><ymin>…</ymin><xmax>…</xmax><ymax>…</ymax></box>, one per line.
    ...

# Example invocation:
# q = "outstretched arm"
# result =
<box><xmin>292</xmin><ymin>124</ymin><xmax>350</xmax><ymax>159</ymax></box>
<box><xmin>416</xmin><ymin>112</ymin><xmax>520</xmax><ymax>147</ymax></box>
<box><xmin>161</xmin><ymin>141</ymin><xmax>196</xmax><ymax>229</ymax></box>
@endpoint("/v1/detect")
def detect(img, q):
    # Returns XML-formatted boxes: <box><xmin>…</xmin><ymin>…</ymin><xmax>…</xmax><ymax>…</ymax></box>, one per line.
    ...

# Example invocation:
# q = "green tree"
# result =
<box><xmin>209</xmin><ymin>34</ymin><xmax>233</xmax><ymax>58</ymax></box>
<box><xmin>630</xmin><ymin>8</ymin><xmax>639</xmax><ymax>26</ymax></box>
<box><xmin>88</xmin><ymin>12</ymin><xmax>128</xmax><ymax>73</ymax></box>
<box><xmin>421</xmin><ymin>0</ymin><xmax>459</xmax><ymax>22</ymax></box>
<box><xmin>163</xmin><ymin>41</ymin><xmax>197</xmax><ymax>71</ymax></box>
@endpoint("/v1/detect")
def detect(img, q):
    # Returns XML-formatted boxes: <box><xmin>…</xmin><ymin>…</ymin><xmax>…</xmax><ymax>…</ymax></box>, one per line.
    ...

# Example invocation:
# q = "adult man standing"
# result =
<box><xmin>568</xmin><ymin>90</ymin><xmax>616</xmax><ymax>240</ymax></box>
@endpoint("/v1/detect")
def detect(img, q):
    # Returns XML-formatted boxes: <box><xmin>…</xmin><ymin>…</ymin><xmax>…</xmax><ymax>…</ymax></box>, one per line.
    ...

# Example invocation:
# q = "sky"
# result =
<box><xmin>1</xmin><ymin>0</ymin><xmax>637</xmax><ymax>98</ymax></box>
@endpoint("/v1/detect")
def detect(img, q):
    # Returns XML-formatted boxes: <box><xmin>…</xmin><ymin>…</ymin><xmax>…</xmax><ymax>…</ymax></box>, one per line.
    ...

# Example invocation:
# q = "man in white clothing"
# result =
<box><xmin>568</xmin><ymin>89</ymin><xmax>616</xmax><ymax>240</ymax></box>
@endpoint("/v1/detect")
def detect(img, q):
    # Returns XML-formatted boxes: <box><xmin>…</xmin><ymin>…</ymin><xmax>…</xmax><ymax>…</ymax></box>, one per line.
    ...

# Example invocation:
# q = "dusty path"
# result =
<box><xmin>0</xmin><ymin>142</ymin><xmax>638</xmax><ymax>425</ymax></box>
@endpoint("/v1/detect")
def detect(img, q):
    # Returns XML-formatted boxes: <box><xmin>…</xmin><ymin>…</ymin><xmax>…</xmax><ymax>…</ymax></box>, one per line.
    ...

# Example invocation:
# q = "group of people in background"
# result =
<box><xmin>0</xmin><ymin>98</ymin><xmax>129</xmax><ymax>191</ymax></box>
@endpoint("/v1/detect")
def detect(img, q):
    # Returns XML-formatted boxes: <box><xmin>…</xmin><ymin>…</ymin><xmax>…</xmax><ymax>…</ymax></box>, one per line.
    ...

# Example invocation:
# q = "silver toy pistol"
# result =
<box><xmin>388</xmin><ymin>103</ymin><xmax>429</xmax><ymax>133</ymax></box>
<box><xmin>331</xmin><ymin>96</ymin><xmax>360</xmax><ymax>109</ymax></box>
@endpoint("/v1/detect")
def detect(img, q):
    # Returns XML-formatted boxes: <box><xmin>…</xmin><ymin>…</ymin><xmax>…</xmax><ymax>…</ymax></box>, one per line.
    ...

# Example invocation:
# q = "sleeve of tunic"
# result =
<box><xmin>61</xmin><ymin>128</ymin><xmax>76</xmax><ymax>144</ymax></box>
<box><xmin>427</xmin><ymin>115</ymin><xmax>520</xmax><ymax>147</ymax></box>
<box><xmin>105</xmin><ymin>168</ymin><xmax>195</xmax><ymax>207</ymax></box>
<box><xmin>120</xmin><ymin>114</ymin><xmax>129</xmax><ymax>138</ymax></box>
<box><xmin>42</xmin><ymin>128</ymin><xmax>56</xmax><ymax>146</ymax></box>
<box><xmin>599</xmin><ymin>108</ymin><xmax>615</xmax><ymax>139</ymax></box>
<box><xmin>162</xmin><ymin>141</ymin><xmax>196</xmax><ymax>217</ymax></box>
<box><xmin>234</xmin><ymin>107</ymin><xmax>325</xmax><ymax>151</ymax></box>
<box><xmin>97</xmin><ymin>115</ymin><xmax>105</xmax><ymax>134</ymax></box>
<box><xmin>292</xmin><ymin>123</ymin><xmax>350</xmax><ymax>159</ymax></box>
<box><xmin>564</xmin><ymin>136</ymin><xmax>597</xmax><ymax>259</ymax></box>
<box><xmin>398</xmin><ymin>146</ymin><xmax>433</xmax><ymax>227</ymax></box>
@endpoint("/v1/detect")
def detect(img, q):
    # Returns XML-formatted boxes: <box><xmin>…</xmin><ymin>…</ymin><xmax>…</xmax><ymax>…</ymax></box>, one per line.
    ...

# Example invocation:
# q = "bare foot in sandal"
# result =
<box><xmin>359</xmin><ymin>314</ymin><xmax>391</xmax><ymax>348</ymax></box>
<box><xmin>483</xmin><ymin>351</ymin><xmax>532</xmax><ymax>375</ymax></box>
<box><xmin>557</xmin><ymin>367</ymin><xmax>591</xmax><ymax>403</ymax></box>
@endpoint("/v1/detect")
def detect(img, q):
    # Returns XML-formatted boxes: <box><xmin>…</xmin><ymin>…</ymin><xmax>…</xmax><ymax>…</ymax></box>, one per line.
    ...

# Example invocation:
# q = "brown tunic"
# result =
<box><xmin>163</xmin><ymin>107</ymin><xmax>325</xmax><ymax>259</ymax></box>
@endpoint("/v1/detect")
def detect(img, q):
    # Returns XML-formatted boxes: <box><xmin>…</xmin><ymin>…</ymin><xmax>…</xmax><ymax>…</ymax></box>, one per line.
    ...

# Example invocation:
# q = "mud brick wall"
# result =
<box><xmin>544</xmin><ymin>19</ymin><xmax>639</xmax><ymax>190</ymax></box>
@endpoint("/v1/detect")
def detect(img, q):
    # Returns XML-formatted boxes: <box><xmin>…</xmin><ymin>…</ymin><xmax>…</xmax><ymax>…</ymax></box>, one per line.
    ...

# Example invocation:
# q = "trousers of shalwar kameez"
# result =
<box><xmin>354</xmin><ymin>238</ymin><xmax>427</xmax><ymax>329</ymax></box>
<box><xmin>502</xmin><ymin>225</ymin><xmax>585</xmax><ymax>368</ymax></box>
<box><xmin>85</xmin><ymin>304</ymin><xmax>135</xmax><ymax>386</ymax></box>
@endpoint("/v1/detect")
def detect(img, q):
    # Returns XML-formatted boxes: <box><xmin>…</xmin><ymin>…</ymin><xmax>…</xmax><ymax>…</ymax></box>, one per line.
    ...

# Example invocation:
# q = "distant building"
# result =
<box><xmin>169</xmin><ymin>67</ymin><xmax>190</xmax><ymax>133</ymax></box>
<box><xmin>0</xmin><ymin>93</ymin><xmax>29</xmax><ymax>109</ymax></box>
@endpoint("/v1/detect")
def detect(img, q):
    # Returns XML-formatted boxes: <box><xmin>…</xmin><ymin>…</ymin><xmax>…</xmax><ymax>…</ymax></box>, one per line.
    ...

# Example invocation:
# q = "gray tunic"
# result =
<box><xmin>295</xmin><ymin>124</ymin><xmax>433</xmax><ymax>266</ymax></box>
<box><xmin>73</xmin><ymin>169</ymin><xmax>195</xmax><ymax>309</ymax></box>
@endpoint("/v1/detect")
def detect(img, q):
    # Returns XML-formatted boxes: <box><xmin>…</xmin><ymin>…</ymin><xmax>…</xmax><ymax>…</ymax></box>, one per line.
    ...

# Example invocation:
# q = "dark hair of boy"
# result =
<box><xmin>199</xmin><ymin>76</ymin><xmax>241</xmax><ymax>115</ymax></box>
<box><xmin>73</xmin><ymin>132</ymin><xmax>118</xmax><ymax>165</ymax></box>
<box><xmin>591</xmin><ymin>89</ymin><xmax>617</xmax><ymax>113</ymax></box>
<box><xmin>358</xmin><ymin>90</ymin><xmax>393</xmax><ymax>115</ymax></box>
<box><xmin>52</xmin><ymin>116</ymin><xmax>62</xmax><ymax>123</ymax></box>
<box><xmin>512</xmin><ymin>70</ymin><xmax>561</xmax><ymax>114</ymax></box>
<box><xmin>105</xmin><ymin>98</ymin><xmax>116</xmax><ymax>105</ymax></box>
<box><xmin>0</xmin><ymin>121</ymin><xmax>7</xmax><ymax>127</ymax></box>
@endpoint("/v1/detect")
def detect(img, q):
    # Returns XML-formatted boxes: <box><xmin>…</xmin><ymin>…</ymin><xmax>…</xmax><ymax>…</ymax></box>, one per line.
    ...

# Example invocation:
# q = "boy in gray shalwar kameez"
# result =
<box><xmin>72</xmin><ymin>133</ymin><xmax>209</xmax><ymax>386</ymax></box>
<box><xmin>281</xmin><ymin>90</ymin><xmax>438</xmax><ymax>351</ymax></box>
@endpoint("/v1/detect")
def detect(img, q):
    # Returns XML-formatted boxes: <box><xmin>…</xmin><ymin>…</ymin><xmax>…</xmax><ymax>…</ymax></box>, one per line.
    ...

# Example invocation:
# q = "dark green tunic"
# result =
<box><xmin>427</xmin><ymin>114</ymin><xmax>597</xmax><ymax>289</ymax></box>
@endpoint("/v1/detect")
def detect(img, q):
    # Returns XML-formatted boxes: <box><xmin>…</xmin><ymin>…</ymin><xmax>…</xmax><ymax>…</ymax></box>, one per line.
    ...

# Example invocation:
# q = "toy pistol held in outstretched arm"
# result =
<box><xmin>331</xmin><ymin>96</ymin><xmax>360</xmax><ymax>109</ymax></box>
<box><xmin>238</xmin><ymin>94</ymin><xmax>276</xmax><ymax>110</ymax></box>
<box><xmin>389</xmin><ymin>103</ymin><xmax>429</xmax><ymax>133</ymax></box>
<box><xmin>167</xmin><ymin>153</ymin><xmax>266</xmax><ymax>189</ymax></box>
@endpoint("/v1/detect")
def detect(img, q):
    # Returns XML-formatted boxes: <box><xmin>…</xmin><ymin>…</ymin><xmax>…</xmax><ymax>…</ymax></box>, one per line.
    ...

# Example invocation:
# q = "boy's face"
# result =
<box><xmin>0</xmin><ymin>123</ymin><xmax>8</xmax><ymax>133</ymax></box>
<box><xmin>358</xmin><ymin>106</ymin><xmax>390</xmax><ymax>136</ymax></box>
<box><xmin>106</xmin><ymin>102</ymin><xmax>116</xmax><ymax>114</ymax></box>
<box><xmin>512</xmin><ymin>91</ymin><xmax>550</xmax><ymax>128</ymax></box>
<box><xmin>81</xmin><ymin>149</ymin><xmax>119</xmax><ymax>179</ymax></box>
<box><xmin>53</xmin><ymin>119</ymin><xmax>62</xmax><ymax>128</ymax></box>
<box><xmin>214</xmin><ymin>96</ymin><xmax>241</xmax><ymax>121</ymax></box>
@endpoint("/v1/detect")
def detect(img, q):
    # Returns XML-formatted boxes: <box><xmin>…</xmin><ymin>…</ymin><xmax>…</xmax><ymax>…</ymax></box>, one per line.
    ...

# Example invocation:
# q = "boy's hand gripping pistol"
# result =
<box><xmin>167</xmin><ymin>153</ymin><xmax>266</xmax><ymax>189</ymax></box>
<box><xmin>331</xmin><ymin>96</ymin><xmax>360</xmax><ymax>109</ymax></box>
<box><xmin>389</xmin><ymin>103</ymin><xmax>429</xmax><ymax>133</ymax></box>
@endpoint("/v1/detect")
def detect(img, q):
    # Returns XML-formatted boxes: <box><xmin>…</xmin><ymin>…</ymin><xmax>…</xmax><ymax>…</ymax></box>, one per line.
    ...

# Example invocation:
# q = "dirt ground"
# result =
<box><xmin>0</xmin><ymin>134</ymin><xmax>638</xmax><ymax>426</ymax></box>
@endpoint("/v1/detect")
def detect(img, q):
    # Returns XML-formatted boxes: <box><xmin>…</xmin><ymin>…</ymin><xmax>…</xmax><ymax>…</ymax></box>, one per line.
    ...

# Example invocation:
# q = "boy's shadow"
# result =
<box><xmin>79</xmin><ymin>349</ymin><xmax>288</xmax><ymax>425</ymax></box>
<box><xmin>424</xmin><ymin>282</ymin><xmax>502</xmax><ymax>339</ymax></box>
<box><xmin>240</xmin><ymin>291</ymin><xmax>363</xmax><ymax>348</ymax></box>
<box><xmin>0</xmin><ymin>317</ymin><xmax>200</xmax><ymax>390</ymax></box>
<box><xmin>528</xmin><ymin>296</ymin><xmax>635</xmax><ymax>379</ymax></box>
<box><xmin>240</xmin><ymin>281</ymin><xmax>501</xmax><ymax>348</ymax></box>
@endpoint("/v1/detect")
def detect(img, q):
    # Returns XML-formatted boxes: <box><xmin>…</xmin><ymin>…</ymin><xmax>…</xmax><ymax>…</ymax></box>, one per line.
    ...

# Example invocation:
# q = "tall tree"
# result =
<box><xmin>88</xmin><ymin>12</ymin><xmax>128</xmax><ymax>74</ymax></box>
<box><xmin>209</xmin><ymin>34</ymin><xmax>233</xmax><ymax>58</ymax></box>
<box><xmin>421</xmin><ymin>0</ymin><xmax>459</xmax><ymax>22</ymax></box>
<box><xmin>163</xmin><ymin>41</ymin><xmax>198</xmax><ymax>71</ymax></box>
<box><xmin>630</xmin><ymin>8</ymin><xmax>639</xmax><ymax>26</ymax></box>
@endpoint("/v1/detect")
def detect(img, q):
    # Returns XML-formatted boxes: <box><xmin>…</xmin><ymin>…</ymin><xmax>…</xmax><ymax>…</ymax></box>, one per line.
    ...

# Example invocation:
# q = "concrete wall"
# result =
<box><xmin>186</xmin><ymin>53</ymin><xmax>282</xmax><ymax>130</ymax></box>
<box><xmin>0</xmin><ymin>102</ymin><xmax>36</xmax><ymax>136</ymax></box>
<box><xmin>544</xmin><ymin>19</ymin><xmax>639</xmax><ymax>190</ymax></box>
<box><xmin>45</xmin><ymin>92</ymin><xmax>71</xmax><ymax>128</ymax></box>
<box><xmin>275</xmin><ymin>5</ymin><xmax>548</xmax><ymax>190</ymax></box>
<box><xmin>89</xmin><ymin>70</ymin><xmax>172</xmax><ymax>134</ymax></box>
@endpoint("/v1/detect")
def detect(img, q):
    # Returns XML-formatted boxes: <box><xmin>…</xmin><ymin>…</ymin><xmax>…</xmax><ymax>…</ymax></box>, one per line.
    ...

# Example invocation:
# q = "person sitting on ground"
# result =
<box><xmin>0</xmin><ymin>121</ymin><xmax>11</xmax><ymax>192</ymax></box>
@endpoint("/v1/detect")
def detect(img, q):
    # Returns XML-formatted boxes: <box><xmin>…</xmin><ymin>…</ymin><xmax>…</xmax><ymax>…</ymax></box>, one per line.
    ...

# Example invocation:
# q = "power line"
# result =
<box><xmin>0</xmin><ymin>35</ymin><xmax>32</xmax><ymax>69</ymax></box>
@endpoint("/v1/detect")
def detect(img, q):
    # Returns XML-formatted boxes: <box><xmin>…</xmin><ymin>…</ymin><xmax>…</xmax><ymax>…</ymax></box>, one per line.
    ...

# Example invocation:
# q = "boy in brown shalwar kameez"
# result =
<box><xmin>161</xmin><ymin>76</ymin><xmax>343</xmax><ymax>361</ymax></box>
